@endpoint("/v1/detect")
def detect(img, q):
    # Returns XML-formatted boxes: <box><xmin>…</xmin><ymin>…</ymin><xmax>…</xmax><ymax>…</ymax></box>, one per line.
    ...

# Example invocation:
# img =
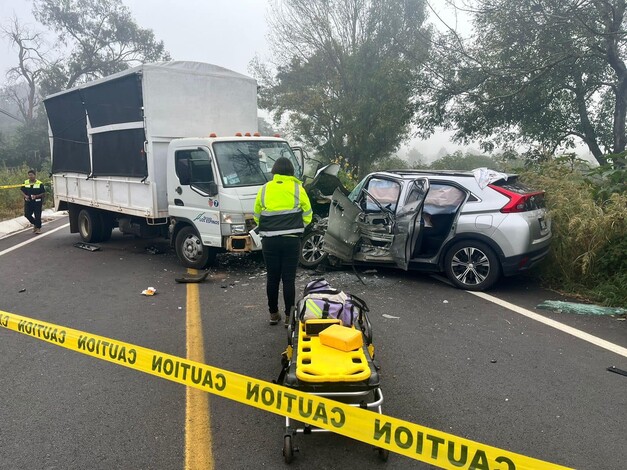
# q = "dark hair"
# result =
<box><xmin>271</xmin><ymin>157</ymin><xmax>294</xmax><ymax>176</ymax></box>
<box><xmin>28</xmin><ymin>169</ymin><xmax>36</xmax><ymax>175</ymax></box>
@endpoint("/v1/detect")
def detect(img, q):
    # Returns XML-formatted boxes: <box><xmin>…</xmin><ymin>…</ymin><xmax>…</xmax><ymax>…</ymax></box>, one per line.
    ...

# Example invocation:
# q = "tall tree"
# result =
<box><xmin>257</xmin><ymin>0</ymin><xmax>430</xmax><ymax>176</ymax></box>
<box><xmin>1</xmin><ymin>0</ymin><xmax>171</xmax><ymax>168</ymax></box>
<box><xmin>1</xmin><ymin>17</ymin><xmax>50</xmax><ymax>123</ymax></box>
<box><xmin>34</xmin><ymin>0</ymin><xmax>170</xmax><ymax>94</ymax></box>
<box><xmin>421</xmin><ymin>0</ymin><xmax>627</xmax><ymax>166</ymax></box>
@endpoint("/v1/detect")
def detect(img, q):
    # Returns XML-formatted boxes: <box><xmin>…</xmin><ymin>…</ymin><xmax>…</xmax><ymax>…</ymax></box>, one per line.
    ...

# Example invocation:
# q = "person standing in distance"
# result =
<box><xmin>254</xmin><ymin>157</ymin><xmax>312</xmax><ymax>325</ymax></box>
<box><xmin>21</xmin><ymin>169</ymin><xmax>45</xmax><ymax>234</ymax></box>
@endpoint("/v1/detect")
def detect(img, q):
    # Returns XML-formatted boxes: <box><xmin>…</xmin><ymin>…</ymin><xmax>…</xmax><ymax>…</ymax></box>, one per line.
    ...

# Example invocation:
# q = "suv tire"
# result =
<box><xmin>299</xmin><ymin>230</ymin><xmax>328</xmax><ymax>268</ymax></box>
<box><xmin>444</xmin><ymin>240</ymin><xmax>500</xmax><ymax>291</ymax></box>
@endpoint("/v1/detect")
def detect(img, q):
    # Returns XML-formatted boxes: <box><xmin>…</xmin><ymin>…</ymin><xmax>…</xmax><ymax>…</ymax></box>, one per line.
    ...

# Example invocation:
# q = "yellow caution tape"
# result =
<box><xmin>0</xmin><ymin>310</ymin><xmax>572</xmax><ymax>470</ymax></box>
<box><xmin>0</xmin><ymin>181</ymin><xmax>51</xmax><ymax>190</ymax></box>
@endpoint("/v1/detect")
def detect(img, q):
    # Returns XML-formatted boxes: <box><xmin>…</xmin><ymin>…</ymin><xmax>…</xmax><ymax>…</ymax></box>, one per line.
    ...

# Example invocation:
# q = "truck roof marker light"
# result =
<box><xmin>274</xmin><ymin>133</ymin><xmax>281</xmax><ymax>138</ymax></box>
<box><xmin>235</xmin><ymin>132</ymin><xmax>242</xmax><ymax>136</ymax></box>
<box><xmin>253</xmin><ymin>132</ymin><xmax>261</xmax><ymax>137</ymax></box>
<box><xmin>209</xmin><ymin>132</ymin><xmax>217</xmax><ymax>137</ymax></box>
<box><xmin>244</xmin><ymin>132</ymin><xmax>251</xmax><ymax>136</ymax></box>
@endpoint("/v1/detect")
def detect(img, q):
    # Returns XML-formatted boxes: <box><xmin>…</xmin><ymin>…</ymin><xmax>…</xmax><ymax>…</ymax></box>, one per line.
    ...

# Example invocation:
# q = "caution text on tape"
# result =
<box><xmin>0</xmin><ymin>310</ymin><xmax>572</xmax><ymax>470</ymax></box>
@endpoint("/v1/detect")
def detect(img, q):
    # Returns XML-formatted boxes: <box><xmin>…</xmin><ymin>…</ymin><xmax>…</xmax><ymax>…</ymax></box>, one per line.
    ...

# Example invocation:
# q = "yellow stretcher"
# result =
<box><xmin>279</xmin><ymin>315</ymin><xmax>387</xmax><ymax>464</ymax></box>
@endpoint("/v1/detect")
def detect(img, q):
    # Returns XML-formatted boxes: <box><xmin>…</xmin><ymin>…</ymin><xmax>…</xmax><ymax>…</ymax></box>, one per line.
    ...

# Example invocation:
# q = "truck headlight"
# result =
<box><xmin>222</xmin><ymin>213</ymin><xmax>245</xmax><ymax>224</ymax></box>
<box><xmin>231</xmin><ymin>224</ymin><xmax>246</xmax><ymax>234</ymax></box>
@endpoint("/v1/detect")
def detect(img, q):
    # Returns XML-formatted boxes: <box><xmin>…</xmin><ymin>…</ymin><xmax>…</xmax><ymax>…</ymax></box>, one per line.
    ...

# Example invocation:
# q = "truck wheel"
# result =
<box><xmin>175</xmin><ymin>226</ymin><xmax>215</xmax><ymax>269</ymax></box>
<box><xmin>78</xmin><ymin>208</ymin><xmax>103</xmax><ymax>243</ymax></box>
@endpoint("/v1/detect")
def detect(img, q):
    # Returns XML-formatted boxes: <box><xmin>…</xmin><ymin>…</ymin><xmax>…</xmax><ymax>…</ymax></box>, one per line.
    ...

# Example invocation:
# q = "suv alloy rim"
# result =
<box><xmin>450</xmin><ymin>246</ymin><xmax>491</xmax><ymax>286</ymax></box>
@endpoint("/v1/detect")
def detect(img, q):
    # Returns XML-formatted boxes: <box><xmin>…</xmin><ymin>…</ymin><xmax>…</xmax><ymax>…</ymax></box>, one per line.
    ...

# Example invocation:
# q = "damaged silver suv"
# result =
<box><xmin>320</xmin><ymin>169</ymin><xmax>552</xmax><ymax>291</ymax></box>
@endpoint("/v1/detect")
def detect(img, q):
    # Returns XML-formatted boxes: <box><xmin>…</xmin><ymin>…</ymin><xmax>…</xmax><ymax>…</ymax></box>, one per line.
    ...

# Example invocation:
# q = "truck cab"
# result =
<box><xmin>167</xmin><ymin>136</ymin><xmax>304</xmax><ymax>268</ymax></box>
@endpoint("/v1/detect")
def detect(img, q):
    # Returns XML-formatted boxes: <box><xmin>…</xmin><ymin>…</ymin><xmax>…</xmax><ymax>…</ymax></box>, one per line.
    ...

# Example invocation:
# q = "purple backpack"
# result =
<box><xmin>298</xmin><ymin>278</ymin><xmax>369</xmax><ymax>327</ymax></box>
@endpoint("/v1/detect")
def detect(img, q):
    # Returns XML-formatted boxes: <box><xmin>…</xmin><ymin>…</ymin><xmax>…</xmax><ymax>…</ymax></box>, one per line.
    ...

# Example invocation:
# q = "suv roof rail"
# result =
<box><xmin>379</xmin><ymin>169</ymin><xmax>476</xmax><ymax>177</ymax></box>
<box><xmin>378</xmin><ymin>169</ymin><xmax>519</xmax><ymax>179</ymax></box>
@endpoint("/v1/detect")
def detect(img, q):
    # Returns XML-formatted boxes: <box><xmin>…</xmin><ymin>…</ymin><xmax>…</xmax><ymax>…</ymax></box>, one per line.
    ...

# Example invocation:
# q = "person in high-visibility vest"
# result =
<box><xmin>254</xmin><ymin>157</ymin><xmax>312</xmax><ymax>326</ymax></box>
<box><xmin>20</xmin><ymin>169</ymin><xmax>46</xmax><ymax>234</ymax></box>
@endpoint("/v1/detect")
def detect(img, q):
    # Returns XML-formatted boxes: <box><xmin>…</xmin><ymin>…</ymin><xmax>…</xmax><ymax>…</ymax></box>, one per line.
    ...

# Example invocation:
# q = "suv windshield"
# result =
<box><xmin>213</xmin><ymin>140</ymin><xmax>302</xmax><ymax>187</ymax></box>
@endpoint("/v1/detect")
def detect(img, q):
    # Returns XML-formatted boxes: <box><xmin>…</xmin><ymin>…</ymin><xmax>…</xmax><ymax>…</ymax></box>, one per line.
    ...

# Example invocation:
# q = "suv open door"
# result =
<box><xmin>323</xmin><ymin>177</ymin><xmax>428</xmax><ymax>270</ymax></box>
<box><xmin>389</xmin><ymin>178</ymin><xmax>428</xmax><ymax>270</ymax></box>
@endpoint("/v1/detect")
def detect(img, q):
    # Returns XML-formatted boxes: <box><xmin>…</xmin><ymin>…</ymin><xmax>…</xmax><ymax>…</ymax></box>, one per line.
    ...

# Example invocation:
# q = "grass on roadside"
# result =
<box><xmin>0</xmin><ymin>163</ymin><xmax>54</xmax><ymax>221</ymax></box>
<box><xmin>520</xmin><ymin>162</ymin><xmax>627</xmax><ymax>308</ymax></box>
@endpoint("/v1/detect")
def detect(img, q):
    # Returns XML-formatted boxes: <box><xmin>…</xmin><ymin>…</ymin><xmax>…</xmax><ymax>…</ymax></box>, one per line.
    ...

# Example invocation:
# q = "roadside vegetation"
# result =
<box><xmin>520</xmin><ymin>161</ymin><xmax>627</xmax><ymax>308</ymax></box>
<box><xmin>0</xmin><ymin>163</ymin><xmax>53</xmax><ymax>220</ymax></box>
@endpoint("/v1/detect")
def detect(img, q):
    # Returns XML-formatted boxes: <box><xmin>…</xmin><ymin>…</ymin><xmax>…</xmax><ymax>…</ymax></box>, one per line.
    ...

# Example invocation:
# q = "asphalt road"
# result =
<box><xmin>1</xmin><ymin>216</ymin><xmax>625</xmax><ymax>470</ymax></box>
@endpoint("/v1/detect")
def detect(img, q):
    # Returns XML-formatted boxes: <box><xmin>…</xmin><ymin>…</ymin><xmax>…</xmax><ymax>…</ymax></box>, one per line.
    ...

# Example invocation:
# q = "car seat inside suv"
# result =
<box><xmin>413</xmin><ymin>183</ymin><xmax>466</xmax><ymax>258</ymax></box>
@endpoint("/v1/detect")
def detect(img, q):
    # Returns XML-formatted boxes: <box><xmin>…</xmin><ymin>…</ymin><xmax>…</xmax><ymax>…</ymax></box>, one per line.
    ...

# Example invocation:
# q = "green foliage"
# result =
<box><xmin>0</xmin><ymin>162</ymin><xmax>54</xmax><ymax>221</ymax></box>
<box><xmin>0</xmin><ymin>164</ymin><xmax>31</xmax><ymax>220</ymax></box>
<box><xmin>34</xmin><ymin>0</ymin><xmax>171</xmax><ymax>93</ymax></box>
<box><xmin>428</xmin><ymin>151</ymin><xmax>503</xmax><ymax>171</ymax></box>
<box><xmin>583</xmin><ymin>158</ymin><xmax>627</xmax><ymax>201</ymax></box>
<box><xmin>0</xmin><ymin>112</ymin><xmax>50</xmax><ymax>168</ymax></box>
<box><xmin>421</xmin><ymin>0</ymin><xmax>627</xmax><ymax>166</ymax></box>
<box><xmin>370</xmin><ymin>156</ymin><xmax>412</xmax><ymax>172</ymax></box>
<box><xmin>520</xmin><ymin>162</ymin><xmax>627</xmax><ymax>307</ymax></box>
<box><xmin>330</xmin><ymin>156</ymin><xmax>359</xmax><ymax>191</ymax></box>
<box><xmin>257</xmin><ymin>0</ymin><xmax>430</xmax><ymax>177</ymax></box>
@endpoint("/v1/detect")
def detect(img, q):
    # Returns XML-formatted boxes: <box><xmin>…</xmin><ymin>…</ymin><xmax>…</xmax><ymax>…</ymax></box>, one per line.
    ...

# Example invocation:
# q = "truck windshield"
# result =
<box><xmin>213</xmin><ymin>141</ymin><xmax>302</xmax><ymax>187</ymax></box>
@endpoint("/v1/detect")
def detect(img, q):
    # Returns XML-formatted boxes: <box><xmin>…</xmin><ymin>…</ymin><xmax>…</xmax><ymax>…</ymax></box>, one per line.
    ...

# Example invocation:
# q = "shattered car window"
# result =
<box><xmin>364</xmin><ymin>178</ymin><xmax>401</xmax><ymax>212</ymax></box>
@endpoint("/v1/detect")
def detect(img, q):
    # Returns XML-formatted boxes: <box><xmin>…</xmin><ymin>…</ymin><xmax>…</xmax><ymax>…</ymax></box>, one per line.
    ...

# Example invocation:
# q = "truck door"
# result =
<box><xmin>170</xmin><ymin>147</ymin><xmax>222</xmax><ymax>247</ymax></box>
<box><xmin>290</xmin><ymin>146</ymin><xmax>306</xmax><ymax>179</ymax></box>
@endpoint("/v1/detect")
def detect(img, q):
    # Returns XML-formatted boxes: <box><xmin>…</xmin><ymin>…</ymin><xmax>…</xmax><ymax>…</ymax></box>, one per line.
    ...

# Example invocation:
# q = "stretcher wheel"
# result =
<box><xmin>283</xmin><ymin>434</ymin><xmax>294</xmax><ymax>464</ymax></box>
<box><xmin>377</xmin><ymin>448</ymin><xmax>389</xmax><ymax>462</ymax></box>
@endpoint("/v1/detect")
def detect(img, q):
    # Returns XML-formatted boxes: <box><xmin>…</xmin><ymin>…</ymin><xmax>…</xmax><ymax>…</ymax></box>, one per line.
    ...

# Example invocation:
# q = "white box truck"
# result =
<box><xmin>44</xmin><ymin>61</ymin><xmax>305</xmax><ymax>268</ymax></box>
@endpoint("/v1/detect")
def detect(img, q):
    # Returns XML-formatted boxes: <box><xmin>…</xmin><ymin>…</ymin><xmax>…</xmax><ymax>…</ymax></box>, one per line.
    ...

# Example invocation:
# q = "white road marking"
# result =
<box><xmin>0</xmin><ymin>223</ymin><xmax>70</xmax><ymax>257</ymax></box>
<box><xmin>469</xmin><ymin>290</ymin><xmax>627</xmax><ymax>358</ymax></box>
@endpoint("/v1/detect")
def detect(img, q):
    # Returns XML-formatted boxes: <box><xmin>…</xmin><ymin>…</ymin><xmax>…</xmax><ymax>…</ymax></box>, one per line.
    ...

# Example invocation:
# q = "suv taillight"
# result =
<box><xmin>489</xmin><ymin>184</ymin><xmax>545</xmax><ymax>213</ymax></box>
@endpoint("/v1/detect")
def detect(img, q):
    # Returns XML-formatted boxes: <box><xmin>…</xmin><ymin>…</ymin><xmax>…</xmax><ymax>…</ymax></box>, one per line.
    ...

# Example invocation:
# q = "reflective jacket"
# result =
<box><xmin>21</xmin><ymin>179</ymin><xmax>45</xmax><ymax>201</ymax></box>
<box><xmin>253</xmin><ymin>174</ymin><xmax>312</xmax><ymax>237</ymax></box>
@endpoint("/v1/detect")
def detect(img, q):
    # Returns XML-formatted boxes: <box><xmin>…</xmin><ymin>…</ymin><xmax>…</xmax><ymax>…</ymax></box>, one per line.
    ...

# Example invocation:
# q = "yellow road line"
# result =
<box><xmin>185</xmin><ymin>269</ymin><xmax>214</xmax><ymax>470</ymax></box>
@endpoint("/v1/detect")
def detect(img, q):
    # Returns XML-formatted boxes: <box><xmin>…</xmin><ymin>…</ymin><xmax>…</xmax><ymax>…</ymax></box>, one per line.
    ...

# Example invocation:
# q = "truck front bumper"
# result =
<box><xmin>226</xmin><ymin>234</ymin><xmax>261</xmax><ymax>252</ymax></box>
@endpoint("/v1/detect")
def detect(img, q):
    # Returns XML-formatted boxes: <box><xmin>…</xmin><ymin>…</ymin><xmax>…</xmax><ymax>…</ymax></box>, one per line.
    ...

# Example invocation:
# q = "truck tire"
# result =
<box><xmin>175</xmin><ymin>226</ymin><xmax>216</xmax><ymax>269</ymax></box>
<box><xmin>78</xmin><ymin>208</ymin><xmax>103</xmax><ymax>243</ymax></box>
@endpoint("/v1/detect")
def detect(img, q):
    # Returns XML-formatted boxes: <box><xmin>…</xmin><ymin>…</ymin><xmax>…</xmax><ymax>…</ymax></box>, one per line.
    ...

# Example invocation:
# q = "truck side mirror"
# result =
<box><xmin>207</xmin><ymin>181</ymin><xmax>218</xmax><ymax>197</ymax></box>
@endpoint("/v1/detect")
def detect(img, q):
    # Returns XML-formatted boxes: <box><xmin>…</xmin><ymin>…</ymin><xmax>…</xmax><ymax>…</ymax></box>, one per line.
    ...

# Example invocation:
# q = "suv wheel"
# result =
<box><xmin>300</xmin><ymin>230</ymin><xmax>328</xmax><ymax>267</ymax></box>
<box><xmin>444</xmin><ymin>240</ymin><xmax>500</xmax><ymax>291</ymax></box>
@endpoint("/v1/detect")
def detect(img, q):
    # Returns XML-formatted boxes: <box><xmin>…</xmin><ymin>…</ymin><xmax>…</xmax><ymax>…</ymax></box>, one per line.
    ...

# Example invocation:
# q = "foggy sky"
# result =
<box><xmin>0</xmin><ymin>0</ymin><xmax>471</xmax><ymax>159</ymax></box>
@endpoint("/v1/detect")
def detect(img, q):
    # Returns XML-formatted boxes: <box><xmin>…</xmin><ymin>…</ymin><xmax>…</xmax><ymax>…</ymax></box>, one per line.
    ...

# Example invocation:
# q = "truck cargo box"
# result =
<box><xmin>44</xmin><ymin>61</ymin><xmax>258</xmax><ymax>218</ymax></box>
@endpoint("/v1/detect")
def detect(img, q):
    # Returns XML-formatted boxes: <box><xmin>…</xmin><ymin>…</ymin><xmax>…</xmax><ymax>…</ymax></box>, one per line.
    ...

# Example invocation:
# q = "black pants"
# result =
<box><xmin>261</xmin><ymin>236</ymin><xmax>300</xmax><ymax>316</ymax></box>
<box><xmin>24</xmin><ymin>201</ymin><xmax>43</xmax><ymax>229</ymax></box>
